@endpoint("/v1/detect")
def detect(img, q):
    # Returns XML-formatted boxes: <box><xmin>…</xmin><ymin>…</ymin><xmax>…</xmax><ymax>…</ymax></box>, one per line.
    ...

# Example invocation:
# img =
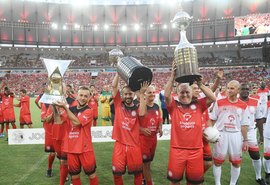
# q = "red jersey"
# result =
<box><xmin>209</xmin><ymin>98</ymin><xmax>249</xmax><ymax>132</ymax></box>
<box><xmin>2</xmin><ymin>93</ymin><xmax>14</xmax><ymax>111</ymax></box>
<box><xmin>112</xmin><ymin>91</ymin><xmax>141</xmax><ymax>147</ymax></box>
<box><xmin>18</xmin><ymin>95</ymin><xmax>31</xmax><ymax>115</ymax></box>
<box><xmin>166</xmin><ymin>98</ymin><xmax>207</xmax><ymax>149</ymax></box>
<box><xmin>52</xmin><ymin>106</ymin><xmax>69</xmax><ymax>141</ymax></box>
<box><xmin>42</xmin><ymin>104</ymin><xmax>53</xmax><ymax>135</ymax></box>
<box><xmin>140</xmin><ymin>103</ymin><xmax>162</xmax><ymax>137</ymax></box>
<box><xmin>63</xmin><ymin>105</ymin><xmax>94</xmax><ymax>154</ymax></box>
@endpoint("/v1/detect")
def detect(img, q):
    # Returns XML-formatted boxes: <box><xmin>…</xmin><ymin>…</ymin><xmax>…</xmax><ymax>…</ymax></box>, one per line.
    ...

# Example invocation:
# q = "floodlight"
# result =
<box><xmin>63</xmin><ymin>25</ymin><xmax>67</xmax><ymax>30</ymax></box>
<box><xmin>134</xmin><ymin>24</ymin><xmax>140</xmax><ymax>31</ymax></box>
<box><xmin>163</xmin><ymin>24</ymin><xmax>167</xmax><ymax>29</ymax></box>
<box><xmin>51</xmin><ymin>23</ymin><xmax>58</xmax><ymax>29</ymax></box>
<box><xmin>93</xmin><ymin>25</ymin><xmax>98</xmax><ymax>31</ymax></box>
<box><xmin>121</xmin><ymin>25</ymin><xmax>127</xmax><ymax>31</ymax></box>
<box><xmin>74</xmin><ymin>24</ymin><xmax>80</xmax><ymax>29</ymax></box>
<box><xmin>104</xmin><ymin>24</ymin><xmax>109</xmax><ymax>30</ymax></box>
<box><xmin>150</xmin><ymin>24</ymin><xmax>154</xmax><ymax>28</ymax></box>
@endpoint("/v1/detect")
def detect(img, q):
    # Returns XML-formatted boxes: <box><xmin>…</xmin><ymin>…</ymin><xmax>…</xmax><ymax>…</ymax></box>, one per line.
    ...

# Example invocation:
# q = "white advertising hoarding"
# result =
<box><xmin>8</xmin><ymin>125</ymin><xmax>171</xmax><ymax>145</ymax></box>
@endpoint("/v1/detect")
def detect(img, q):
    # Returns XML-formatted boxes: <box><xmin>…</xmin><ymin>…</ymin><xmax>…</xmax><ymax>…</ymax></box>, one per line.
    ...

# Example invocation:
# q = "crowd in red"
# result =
<box><xmin>0</xmin><ymin>66</ymin><xmax>269</xmax><ymax>96</ymax></box>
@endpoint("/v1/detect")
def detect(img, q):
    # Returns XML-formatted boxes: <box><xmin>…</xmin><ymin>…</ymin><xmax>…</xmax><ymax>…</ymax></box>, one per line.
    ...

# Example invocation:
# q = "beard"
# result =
<box><xmin>125</xmin><ymin>98</ymin><xmax>133</xmax><ymax>105</ymax></box>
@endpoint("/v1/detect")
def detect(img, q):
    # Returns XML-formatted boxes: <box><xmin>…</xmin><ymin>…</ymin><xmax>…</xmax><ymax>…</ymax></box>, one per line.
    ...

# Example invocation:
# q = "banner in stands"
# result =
<box><xmin>8</xmin><ymin>125</ymin><xmax>171</xmax><ymax>145</ymax></box>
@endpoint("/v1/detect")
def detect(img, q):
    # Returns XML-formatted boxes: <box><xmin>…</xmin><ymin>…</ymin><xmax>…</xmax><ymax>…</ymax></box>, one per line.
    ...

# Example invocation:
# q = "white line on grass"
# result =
<box><xmin>14</xmin><ymin>154</ymin><xmax>47</xmax><ymax>185</ymax></box>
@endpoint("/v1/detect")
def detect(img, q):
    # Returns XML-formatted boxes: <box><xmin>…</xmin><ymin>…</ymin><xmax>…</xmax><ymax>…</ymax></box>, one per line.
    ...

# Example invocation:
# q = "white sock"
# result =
<box><xmin>252</xmin><ymin>159</ymin><xmax>262</xmax><ymax>179</ymax></box>
<box><xmin>263</xmin><ymin>157</ymin><xmax>270</xmax><ymax>173</ymax></box>
<box><xmin>230</xmin><ymin>164</ymin><xmax>240</xmax><ymax>185</ymax></box>
<box><xmin>213</xmin><ymin>164</ymin><xmax>222</xmax><ymax>185</ymax></box>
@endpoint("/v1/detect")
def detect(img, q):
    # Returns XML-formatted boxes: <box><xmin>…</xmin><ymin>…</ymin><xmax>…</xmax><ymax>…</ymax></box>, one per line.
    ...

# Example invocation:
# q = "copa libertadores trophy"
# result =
<box><xmin>39</xmin><ymin>58</ymin><xmax>72</xmax><ymax>104</ymax></box>
<box><xmin>109</xmin><ymin>48</ymin><xmax>153</xmax><ymax>92</ymax></box>
<box><xmin>172</xmin><ymin>7</ymin><xmax>201</xmax><ymax>83</ymax></box>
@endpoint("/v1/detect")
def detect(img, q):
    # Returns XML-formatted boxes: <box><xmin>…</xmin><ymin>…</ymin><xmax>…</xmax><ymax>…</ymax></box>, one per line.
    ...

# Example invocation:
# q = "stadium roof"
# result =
<box><xmin>21</xmin><ymin>0</ymin><xmax>191</xmax><ymax>5</ymax></box>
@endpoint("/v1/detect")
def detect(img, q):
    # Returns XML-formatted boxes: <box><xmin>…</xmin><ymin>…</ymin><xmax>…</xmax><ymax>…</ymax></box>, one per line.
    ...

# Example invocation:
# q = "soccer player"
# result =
<box><xmin>89</xmin><ymin>85</ymin><xmax>99</xmax><ymax>126</ymax></box>
<box><xmin>99</xmin><ymin>84</ymin><xmax>112</xmax><ymax>126</ymax></box>
<box><xmin>191</xmin><ymin>83</ymin><xmax>213</xmax><ymax>173</ymax></box>
<box><xmin>54</xmin><ymin>86</ymin><xmax>98</xmax><ymax>185</ymax></box>
<box><xmin>239</xmin><ymin>83</ymin><xmax>267</xmax><ymax>185</ymax></box>
<box><xmin>51</xmin><ymin>92</ymin><xmax>77</xmax><ymax>185</ymax></box>
<box><xmin>257</xmin><ymin>81</ymin><xmax>269</xmax><ymax>143</ymax></box>
<box><xmin>111</xmin><ymin>73</ymin><xmax>148</xmax><ymax>185</ymax></box>
<box><xmin>14</xmin><ymin>89</ymin><xmax>32</xmax><ymax>128</ymax></box>
<box><xmin>209</xmin><ymin>80</ymin><xmax>249</xmax><ymax>185</ymax></box>
<box><xmin>140</xmin><ymin>85</ymin><xmax>163</xmax><ymax>185</ymax></box>
<box><xmin>191</xmin><ymin>70</ymin><xmax>224</xmax><ymax>173</ymax></box>
<box><xmin>164</xmin><ymin>62</ymin><xmax>216</xmax><ymax>185</ymax></box>
<box><xmin>0</xmin><ymin>93</ymin><xmax>4</xmax><ymax>138</ymax></box>
<box><xmin>41</xmin><ymin>103</ymin><xmax>56</xmax><ymax>177</ymax></box>
<box><xmin>2</xmin><ymin>87</ymin><xmax>16</xmax><ymax>139</ymax></box>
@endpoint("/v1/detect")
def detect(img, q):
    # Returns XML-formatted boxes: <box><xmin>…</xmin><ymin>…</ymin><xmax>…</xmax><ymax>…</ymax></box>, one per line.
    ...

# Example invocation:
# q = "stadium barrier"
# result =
<box><xmin>8</xmin><ymin>125</ymin><xmax>171</xmax><ymax>145</ymax></box>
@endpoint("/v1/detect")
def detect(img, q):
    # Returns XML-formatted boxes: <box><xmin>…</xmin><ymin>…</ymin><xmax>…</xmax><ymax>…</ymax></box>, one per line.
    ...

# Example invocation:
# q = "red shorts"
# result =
<box><xmin>140</xmin><ymin>135</ymin><xmax>157</xmax><ymax>163</ymax></box>
<box><xmin>19</xmin><ymin>114</ymin><xmax>32</xmax><ymax>125</ymax></box>
<box><xmin>3</xmin><ymin>109</ymin><xmax>15</xmax><ymax>123</ymax></box>
<box><xmin>44</xmin><ymin>124</ymin><xmax>54</xmax><ymax>152</ymax></box>
<box><xmin>112</xmin><ymin>141</ymin><xmax>143</xmax><ymax>175</ymax></box>
<box><xmin>53</xmin><ymin>139</ymin><xmax>67</xmax><ymax>159</ymax></box>
<box><xmin>0</xmin><ymin>115</ymin><xmax>3</xmax><ymax>124</ymax></box>
<box><xmin>68</xmin><ymin>151</ymin><xmax>97</xmax><ymax>176</ymax></box>
<box><xmin>203</xmin><ymin>139</ymin><xmax>212</xmax><ymax>161</ymax></box>
<box><xmin>167</xmin><ymin>147</ymin><xmax>204</xmax><ymax>184</ymax></box>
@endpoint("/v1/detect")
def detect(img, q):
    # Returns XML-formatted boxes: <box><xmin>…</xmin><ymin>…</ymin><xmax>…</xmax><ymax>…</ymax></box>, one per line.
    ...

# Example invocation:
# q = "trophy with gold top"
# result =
<box><xmin>39</xmin><ymin>58</ymin><xmax>73</xmax><ymax>104</ymax></box>
<box><xmin>172</xmin><ymin>6</ymin><xmax>201</xmax><ymax>83</ymax></box>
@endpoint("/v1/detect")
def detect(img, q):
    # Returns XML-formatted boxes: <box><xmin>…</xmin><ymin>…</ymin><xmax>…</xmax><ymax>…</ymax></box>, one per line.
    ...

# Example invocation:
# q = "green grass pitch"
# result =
<box><xmin>0</xmin><ymin>98</ymin><xmax>263</xmax><ymax>184</ymax></box>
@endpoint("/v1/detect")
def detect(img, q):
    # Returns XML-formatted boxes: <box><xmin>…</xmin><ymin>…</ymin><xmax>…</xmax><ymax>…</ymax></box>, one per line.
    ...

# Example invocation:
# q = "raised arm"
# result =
<box><xmin>164</xmin><ymin>61</ymin><xmax>176</xmax><ymax>106</ymax></box>
<box><xmin>138</xmin><ymin>81</ymin><xmax>149</xmax><ymax>117</ymax></box>
<box><xmin>211</xmin><ymin>70</ymin><xmax>224</xmax><ymax>93</ymax></box>
<box><xmin>112</xmin><ymin>73</ymin><xmax>120</xmax><ymax>97</ymax></box>
<box><xmin>197</xmin><ymin>78</ymin><xmax>216</xmax><ymax>107</ymax></box>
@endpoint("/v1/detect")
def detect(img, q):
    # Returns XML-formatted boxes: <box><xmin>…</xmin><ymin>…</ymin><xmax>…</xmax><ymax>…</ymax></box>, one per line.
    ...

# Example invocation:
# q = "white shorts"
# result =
<box><xmin>213</xmin><ymin>131</ymin><xmax>242</xmax><ymax>165</ymax></box>
<box><xmin>247</xmin><ymin>128</ymin><xmax>259</xmax><ymax>151</ymax></box>
<box><xmin>264</xmin><ymin>137</ymin><xmax>270</xmax><ymax>157</ymax></box>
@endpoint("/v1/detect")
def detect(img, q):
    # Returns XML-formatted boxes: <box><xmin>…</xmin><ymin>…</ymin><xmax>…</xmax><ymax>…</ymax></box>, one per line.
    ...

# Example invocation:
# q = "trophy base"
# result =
<box><xmin>39</xmin><ymin>93</ymin><xmax>66</xmax><ymax>104</ymax></box>
<box><xmin>128</xmin><ymin>66</ymin><xmax>153</xmax><ymax>92</ymax></box>
<box><xmin>175</xmin><ymin>74</ymin><xmax>202</xmax><ymax>84</ymax></box>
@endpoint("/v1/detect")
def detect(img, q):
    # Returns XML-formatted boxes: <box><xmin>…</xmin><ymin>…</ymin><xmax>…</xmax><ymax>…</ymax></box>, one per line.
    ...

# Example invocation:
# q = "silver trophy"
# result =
<box><xmin>109</xmin><ymin>48</ymin><xmax>152</xmax><ymax>92</ymax></box>
<box><xmin>172</xmin><ymin>7</ymin><xmax>201</xmax><ymax>83</ymax></box>
<box><xmin>39</xmin><ymin>58</ymin><xmax>72</xmax><ymax>104</ymax></box>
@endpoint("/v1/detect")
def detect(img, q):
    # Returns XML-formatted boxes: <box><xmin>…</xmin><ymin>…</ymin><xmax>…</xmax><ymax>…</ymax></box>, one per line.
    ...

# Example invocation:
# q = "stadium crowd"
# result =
<box><xmin>0</xmin><ymin>50</ymin><xmax>264</xmax><ymax>68</ymax></box>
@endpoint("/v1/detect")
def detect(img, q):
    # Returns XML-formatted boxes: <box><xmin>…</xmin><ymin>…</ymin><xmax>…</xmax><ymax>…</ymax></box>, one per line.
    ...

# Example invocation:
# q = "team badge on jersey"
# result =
<box><xmin>131</xmin><ymin>110</ymin><xmax>136</xmax><ymax>117</ymax></box>
<box><xmin>190</xmin><ymin>104</ymin><xmax>196</xmax><ymax>110</ymax></box>
<box><xmin>183</xmin><ymin>113</ymin><xmax>192</xmax><ymax>121</ymax></box>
